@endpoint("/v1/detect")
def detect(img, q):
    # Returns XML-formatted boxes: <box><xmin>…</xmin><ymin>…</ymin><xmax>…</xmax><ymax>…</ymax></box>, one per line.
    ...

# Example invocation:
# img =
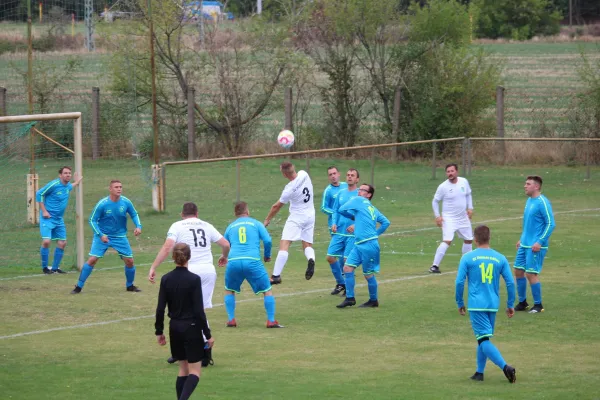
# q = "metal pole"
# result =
<box><xmin>27</xmin><ymin>0</ymin><xmax>34</xmax><ymax>174</ymax></box>
<box><xmin>85</xmin><ymin>0</ymin><xmax>95</xmax><ymax>51</ymax></box>
<box><xmin>284</xmin><ymin>87</ymin><xmax>293</xmax><ymax>131</ymax></box>
<box><xmin>370</xmin><ymin>149</ymin><xmax>375</xmax><ymax>187</ymax></box>
<box><xmin>391</xmin><ymin>87</ymin><xmax>401</xmax><ymax>163</ymax></box>
<box><xmin>569</xmin><ymin>0</ymin><xmax>573</xmax><ymax>27</ymax></box>
<box><xmin>74</xmin><ymin>117</ymin><xmax>85</xmax><ymax>270</ymax></box>
<box><xmin>187</xmin><ymin>86</ymin><xmax>196</xmax><ymax>160</ymax></box>
<box><xmin>91</xmin><ymin>87</ymin><xmax>100</xmax><ymax>160</ymax></box>
<box><xmin>432</xmin><ymin>143</ymin><xmax>436</xmax><ymax>180</ymax></box>
<box><xmin>236</xmin><ymin>159</ymin><xmax>241</xmax><ymax>202</ymax></box>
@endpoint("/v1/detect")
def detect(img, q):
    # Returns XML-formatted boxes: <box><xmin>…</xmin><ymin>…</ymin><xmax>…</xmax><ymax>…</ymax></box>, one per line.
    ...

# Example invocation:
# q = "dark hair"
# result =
<box><xmin>348</xmin><ymin>168</ymin><xmax>360</xmax><ymax>178</ymax></box>
<box><xmin>327</xmin><ymin>166</ymin><xmax>338</xmax><ymax>173</ymax></box>
<box><xmin>234</xmin><ymin>201</ymin><xmax>248</xmax><ymax>216</ymax></box>
<box><xmin>526</xmin><ymin>175</ymin><xmax>543</xmax><ymax>188</ymax></box>
<box><xmin>361</xmin><ymin>184</ymin><xmax>375</xmax><ymax>199</ymax></box>
<box><xmin>58</xmin><ymin>166</ymin><xmax>72</xmax><ymax>174</ymax></box>
<box><xmin>172</xmin><ymin>243</ymin><xmax>191</xmax><ymax>266</ymax></box>
<box><xmin>445</xmin><ymin>163</ymin><xmax>458</xmax><ymax>172</ymax></box>
<box><xmin>109</xmin><ymin>180</ymin><xmax>121</xmax><ymax>187</ymax></box>
<box><xmin>280</xmin><ymin>161</ymin><xmax>294</xmax><ymax>174</ymax></box>
<box><xmin>474</xmin><ymin>225</ymin><xmax>490</xmax><ymax>245</ymax></box>
<box><xmin>182</xmin><ymin>202</ymin><xmax>198</xmax><ymax>217</ymax></box>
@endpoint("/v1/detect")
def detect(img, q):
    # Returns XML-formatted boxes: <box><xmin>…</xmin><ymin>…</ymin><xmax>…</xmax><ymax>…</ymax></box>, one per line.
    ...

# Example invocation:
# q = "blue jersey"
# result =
<box><xmin>89</xmin><ymin>196</ymin><xmax>142</xmax><ymax>237</ymax></box>
<box><xmin>224</xmin><ymin>217</ymin><xmax>272</xmax><ymax>260</ymax></box>
<box><xmin>520</xmin><ymin>195</ymin><xmax>556</xmax><ymax>248</ymax></box>
<box><xmin>455</xmin><ymin>248</ymin><xmax>515</xmax><ymax>312</ymax></box>
<box><xmin>338</xmin><ymin>197</ymin><xmax>390</xmax><ymax>244</ymax></box>
<box><xmin>332</xmin><ymin>188</ymin><xmax>359</xmax><ymax>237</ymax></box>
<box><xmin>36</xmin><ymin>178</ymin><xmax>73</xmax><ymax>220</ymax></box>
<box><xmin>321</xmin><ymin>182</ymin><xmax>347</xmax><ymax>229</ymax></box>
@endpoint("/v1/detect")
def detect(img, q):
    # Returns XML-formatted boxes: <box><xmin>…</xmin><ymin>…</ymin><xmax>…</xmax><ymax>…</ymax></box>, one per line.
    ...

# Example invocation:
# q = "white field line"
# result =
<box><xmin>0</xmin><ymin>263</ymin><xmax>153</xmax><ymax>281</ymax></box>
<box><xmin>0</xmin><ymin>271</ymin><xmax>456</xmax><ymax>340</ymax></box>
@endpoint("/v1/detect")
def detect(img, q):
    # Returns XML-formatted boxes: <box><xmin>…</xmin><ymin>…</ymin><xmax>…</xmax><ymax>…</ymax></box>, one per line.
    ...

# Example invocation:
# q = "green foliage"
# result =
<box><xmin>568</xmin><ymin>46</ymin><xmax>600</xmax><ymax>138</ymax></box>
<box><xmin>408</xmin><ymin>0</ymin><xmax>473</xmax><ymax>46</ymax></box>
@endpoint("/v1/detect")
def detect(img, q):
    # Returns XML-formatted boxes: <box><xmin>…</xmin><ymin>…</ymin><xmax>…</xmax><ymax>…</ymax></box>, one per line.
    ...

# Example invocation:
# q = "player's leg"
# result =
<box><xmin>326</xmin><ymin>236</ymin><xmax>346</xmax><ymax>294</ymax></box>
<box><xmin>271</xmin><ymin>236</ymin><xmax>293</xmax><ymax>284</ymax></box>
<box><xmin>359</xmin><ymin>242</ymin><xmax>380</xmax><ymax>308</ymax></box>
<box><xmin>513</xmin><ymin>247</ymin><xmax>529</xmax><ymax>310</ymax></box>
<box><xmin>301</xmin><ymin>218</ymin><xmax>316</xmax><ymax>280</ymax></box>
<box><xmin>247</xmin><ymin>260</ymin><xmax>283</xmax><ymax>328</ymax></box>
<box><xmin>176</xmin><ymin>361</ymin><xmax>189</xmax><ymax>399</ymax></box>
<box><xmin>179</xmin><ymin>322</ymin><xmax>203</xmax><ymax>400</ymax></box>
<box><xmin>39</xmin><ymin>221</ymin><xmax>53</xmax><ymax>274</ymax></box>
<box><xmin>337</xmin><ymin>248</ymin><xmax>360</xmax><ymax>308</ymax></box>
<box><xmin>223</xmin><ymin>260</ymin><xmax>243</xmax><ymax>327</ymax></box>
<box><xmin>51</xmin><ymin>240</ymin><xmax>67</xmax><ymax>273</ymax></box>
<box><xmin>526</xmin><ymin>249</ymin><xmax>547</xmax><ymax>313</ymax></box>
<box><xmin>456</xmin><ymin>224</ymin><xmax>474</xmax><ymax>255</ymax></box>
<box><xmin>71</xmin><ymin>235</ymin><xmax>107</xmax><ymax>293</ymax></box>
<box><xmin>475</xmin><ymin>312</ymin><xmax>515</xmax><ymax>383</ymax></box>
<box><xmin>170</xmin><ymin>320</ymin><xmax>189</xmax><ymax>398</ymax></box>
<box><xmin>111</xmin><ymin>237</ymin><xmax>140</xmax><ymax>292</ymax></box>
<box><xmin>431</xmin><ymin>221</ymin><xmax>454</xmax><ymax>273</ymax></box>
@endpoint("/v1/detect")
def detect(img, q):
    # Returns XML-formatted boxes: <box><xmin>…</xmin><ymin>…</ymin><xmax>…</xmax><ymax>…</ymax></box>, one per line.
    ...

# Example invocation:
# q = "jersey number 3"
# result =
<box><xmin>302</xmin><ymin>187</ymin><xmax>311</xmax><ymax>203</ymax></box>
<box><xmin>189</xmin><ymin>229</ymin><xmax>207</xmax><ymax>247</ymax></box>
<box><xmin>478</xmin><ymin>263</ymin><xmax>493</xmax><ymax>284</ymax></box>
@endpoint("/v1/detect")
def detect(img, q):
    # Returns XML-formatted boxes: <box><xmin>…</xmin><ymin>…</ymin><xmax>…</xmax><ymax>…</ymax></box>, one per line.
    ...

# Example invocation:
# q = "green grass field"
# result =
<box><xmin>1</xmin><ymin>159</ymin><xmax>599</xmax><ymax>399</ymax></box>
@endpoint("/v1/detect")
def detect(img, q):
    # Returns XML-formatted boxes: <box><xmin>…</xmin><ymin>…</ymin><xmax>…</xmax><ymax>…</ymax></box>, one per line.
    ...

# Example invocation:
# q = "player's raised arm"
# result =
<box><xmin>264</xmin><ymin>201</ymin><xmax>284</xmax><ymax>227</ymax></box>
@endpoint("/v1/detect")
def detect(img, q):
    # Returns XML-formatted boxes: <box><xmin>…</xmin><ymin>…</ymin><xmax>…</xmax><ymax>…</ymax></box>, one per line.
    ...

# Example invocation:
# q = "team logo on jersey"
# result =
<box><xmin>461</xmin><ymin>187</ymin><xmax>465</xmax><ymax>192</ymax></box>
<box><xmin>119</xmin><ymin>206</ymin><xmax>125</xmax><ymax>213</ymax></box>
<box><xmin>106</xmin><ymin>209</ymin><xmax>112</xmax><ymax>215</ymax></box>
<box><xmin>56</xmin><ymin>191</ymin><xmax>63</xmax><ymax>195</ymax></box>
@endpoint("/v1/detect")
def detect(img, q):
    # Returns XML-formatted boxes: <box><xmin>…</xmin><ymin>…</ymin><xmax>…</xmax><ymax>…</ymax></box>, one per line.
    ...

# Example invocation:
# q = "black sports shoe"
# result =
<box><xmin>514</xmin><ymin>300</ymin><xmax>529</xmax><ymax>311</ymax></box>
<box><xmin>528</xmin><ymin>303</ymin><xmax>544</xmax><ymax>314</ymax></box>
<box><xmin>167</xmin><ymin>356</ymin><xmax>177</xmax><ymax>364</ymax></box>
<box><xmin>503</xmin><ymin>364</ymin><xmax>516</xmax><ymax>383</ymax></box>
<box><xmin>429</xmin><ymin>265</ymin><xmax>441</xmax><ymax>274</ymax></box>
<box><xmin>331</xmin><ymin>284</ymin><xmax>346</xmax><ymax>295</ymax></box>
<box><xmin>43</xmin><ymin>268</ymin><xmax>54</xmax><ymax>274</ymax></box>
<box><xmin>358</xmin><ymin>299</ymin><xmax>379</xmax><ymax>308</ymax></box>
<box><xmin>126</xmin><ymin>285</ymin><xmax>142</xmax><ymax>292</ymax></box>
<box><xmin>53</xmin><ymin>269</ymin><xmax>67</xmax><ymax>274</ymax></box>
<box><xmin>270</xmin><ymin>275</ymin><xmax>282</xmax><ymax>285</ymax></box>
<box><xmin>336</xmin><ymin>297</ymin><xmax>356</xmax><ymax>308</ymax></box>
<box><xmin>470</xmin><ymin>372</ymin><xmax>484</xmax><ymax>381</ymax></box>
<box><xmin>70</xmin><ymin>285</ymin><xmax>82</xmax><ymax>294</ymax></box>
<box><xmin>201</xmin><ymin>348</ymin><xmax>214</xmax><ymax>367</ymax></box>
<box><xmin>305</xmin><ymin>259</ymin><xmax>315</xmax><ymax>280</ymax></box>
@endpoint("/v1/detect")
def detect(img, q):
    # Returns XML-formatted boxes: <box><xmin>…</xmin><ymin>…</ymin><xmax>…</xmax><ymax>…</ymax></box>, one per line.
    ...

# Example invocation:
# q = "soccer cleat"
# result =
<box><xmin>126</xmin><ymin>285</ymin><xmax>142</xmax><ymax>292</ymax></box>
<box><xmin>429</xmin><ymin>265</ymin><xmax>441</xmax><ymax>274</ymax></box>
<box><xmin>270</xmin><ymin>275</ymin><xmax>282</xmax><ymax>285</ymax></box>
<box><xmin>330</xmin><ymin>284</ymin><xmax>346</xmax><ymax>296</ymax></box>
<box><xmin>226</xmin><ymin>319</ymin><xmax>237</xmax><ymax>328</ymax></box>
<box><xmin>53</xmin><ymin>269</ymin><xmax>67</xmax><ymax>274</ymax></box>
<box><xmin>201</xmin><ymin>348</ymin><xmax>214</xmax><ymax>367</ymax></box>
<box><xmin>43</xmin><ymin>268</ymin><xmax>54</xmax><ymax>275</ymax></box>
<box><xmin>503</xmin><ymin>364</ymin><xmax>516</xmax><ymax>383</ymax></box>
<box><xmin>167</xmin><ymin>356</ymin><xmax>177</xmax><ymax>364</ymax></box>
<box><xmin>358</xmin><ymin>299</ymin><xmax>379</xmax><ymax>308</ymax></box>
<box><xmin>528</xmin><ymin>303</ymin><xmax>544</xmax><ymax>314</ymax></box>
<box><xmin>336</xmin><ymin>297</ymin><xmax>356</xmax><ymax>308</ymax></box>
<box><xmin>70</xmin><ymin>285</ymin><xmax>82</xmax><ymax>294</ymax></box>
<box><xmin>470</xmin><ymin>372</ymin><xmax>484</xmax><ymax>381</ymax></box>
<box><xmin>305</xmin><ymin>259</ymin><xmax>315</xmax><ymax>280</ymax></box>
<box><xmin>514</xmin><ymin>301</ymin><xmax>529</xmax><ymax>311</ymax></box>
<box><xmin>266</xmin><ymin>320</ymin><xmax>285</xmax><ymax>328</ymax></box>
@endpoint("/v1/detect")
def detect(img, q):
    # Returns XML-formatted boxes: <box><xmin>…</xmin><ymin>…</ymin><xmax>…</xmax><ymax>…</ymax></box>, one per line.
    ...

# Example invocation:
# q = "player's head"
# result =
<box><xmin>327</xmin><ymin>166</ymin><xmax>340</xmax><ymax>185</ymax></box>
<box><xmin>109</xmin><ymin>180</ymin><xmax>122</xmax><ymax>197</ymax></box>
<box><xmin>58</xmin><ymin>166</ymin><xmax>72</xmax><ymax>183</ymax></box>
<box><xmin>474</xmin><ymin>225</ymin><xmax>491</xmax><ymax>246</ymax></box>
<box><xmin>172</xmin><ymin>243</ymin><xmax>191</xmax><ymax>266</ymax></box>
<box><xmin>234</xmin><ymin>201</ymin><xmax>249</xmax><ymax>217</ymax></box>
<box><xmin>181</xmin><ymin>202</ymin><xmax>198</xmax><ymax>218</ymax></box>
<box><xmin>358</xmin><ymin>184</ymin><xmax>374</xmax><ymax>200</ymax></box>
<box><xmin>280</xmin><ymin>161</ymin><xmax>296</xmax><ymax>179</ymax></box>
<box><xmin>524</xmin><ymin>175</ymin><xmax>543</xmax><ymax>197</ymax></box>
<box><xmin>445</xmin><ymin>164</ymin><xmax>458</xmax><ymax>181</ymax></box>
<box><xmin>346</xmin><ymin>168</ymin><xmax>359</xmax><ymax>186</ymax></box>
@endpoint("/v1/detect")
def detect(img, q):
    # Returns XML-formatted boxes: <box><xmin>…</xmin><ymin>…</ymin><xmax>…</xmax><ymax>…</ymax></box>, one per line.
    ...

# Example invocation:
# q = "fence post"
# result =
<box><xmin>370</xmin><ymin>149</ymin><xmax>376</xmax><ymax>187</ymax></box>
<box><xmin>585</xmin><ymin>140</ymin><xmax>591</xmax><ymax>180</ymax></box>
<box><xmin>236</xmin><ymin>159</ymin><xmax>241</xmax><ymax>202</ymax></box>
<box><xmin>462</xmin><ymin>139</ymin><xmax>467</xmax><ymax>173</ymax></box>
<box><xmin>432</xmin><ymin>143</ymin><xmax>436</xmax><ymax>180</ymax></box>
<box><xmin>284</xmin><ymin>87</ymin><xmax>293</xmax><ymax>131</ymax></box>
<box><xmin>161</xmin><ymin>165</ymin><xmax>167</xmax><ymax>211</ymax></box>
<box><xmin>187</xmin><ymin>86</ymin><xmax>196</xmax><ymax>160</ymax></box>
<box><xmin>468</xmin><ymin>138</ymin><xmax>473</xmax><ymax>176</ymax></box>
<box><xmin>496</xmin><ymin>86</ymin><xmax>505</xmax><ymax>164</ymax></box>
<box><xmin>391</xmin><ymin>87</ymin><xmax>401</xmax><ymax>163</ymax></box>
<box><xmin>91</xmin><ymin>87</ymin><xmax>100</xmax><ymax>160</ymax></box>
<box><xmin>0</xmin><ymin>87</ymin><xmax>6</xmax><ymax>149</ymax></box>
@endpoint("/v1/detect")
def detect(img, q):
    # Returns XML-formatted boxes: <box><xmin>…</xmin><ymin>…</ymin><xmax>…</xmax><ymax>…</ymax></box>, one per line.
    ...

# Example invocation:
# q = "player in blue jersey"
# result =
<box><xmin>513</xmin><ymin>176</ymin><xmax>556</xmax><ymax>314</ymax></box>
<box><xmin>223</xmin><ymin>202</ymin><xmax>283</xmax><ymax>328</ymax></box>
<box><xmin>71</xmin><ymin>180</ymin><xmax>143</xmax><ymax>294</ymax></box>
<box><xmin>336</xmin><ymin>184</ymin><xmax>390</xmax><ymax>308</ymax></box>
<box><xmin>326</xmin><ymin>168</ymin><xmax>359</xmax><ymax>296</ymax></box>
<box><xmin>321</xmin><ymin>166</ymin><xmax>347</xmax><ymax>235</ymax></box>
<box><xmin>455</xmin><ymin>225</ymin><xmax>516</xmax><ymax>383</ymax></box>
<box><xmin>36</xmin><ymin>166</ymin><xmax>82</xmax><ymax>274</ymax></box>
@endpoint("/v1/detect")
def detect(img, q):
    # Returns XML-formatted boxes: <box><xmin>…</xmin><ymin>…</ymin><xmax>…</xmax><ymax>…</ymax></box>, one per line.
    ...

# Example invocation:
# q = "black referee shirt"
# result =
<box><xmin>154</xmin><ymin>266</ymin><xmax>212</xmax><ymax>339</ymax></box>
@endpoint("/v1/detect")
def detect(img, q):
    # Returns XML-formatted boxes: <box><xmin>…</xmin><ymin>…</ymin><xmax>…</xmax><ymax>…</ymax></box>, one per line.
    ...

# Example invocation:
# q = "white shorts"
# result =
<box><xmin>188</xmin><ymin>263</ymin><xmax>217</xmax><ymax>309</ymax></box>
<box><xmin>442</xmin><ymin>218</ymin><xmax>473</xmax><ymax>242</ymax></box>
<box><xmin>281</xmin><ymin>214</ymin><xmax>315</xmax><ymax>243</ymax></box>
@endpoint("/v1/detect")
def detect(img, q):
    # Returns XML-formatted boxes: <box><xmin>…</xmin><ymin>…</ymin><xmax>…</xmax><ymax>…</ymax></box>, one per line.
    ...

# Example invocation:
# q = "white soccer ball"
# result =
<box><xmin>277</xmin><ymin>130</ymin><xmax>295</xmax><ymax>149</ymax></box>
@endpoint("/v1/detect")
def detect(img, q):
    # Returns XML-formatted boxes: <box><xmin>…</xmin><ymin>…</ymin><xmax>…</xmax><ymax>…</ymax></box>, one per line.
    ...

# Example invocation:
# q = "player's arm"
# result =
<box><xmin>192</xmin><ymin>276</ymin><xmax>214</xmax><ymax>347</ymax></box>
<box><xmin>154</xmin><ymin>276</ymin><xmax>168</xmax><ymax>342</ymax></box>
<box><xmin>89</xmin><ymin>201</ymin><xmax>107</xmax><ymax>239</ymax></box>
<box><xmin>149</xmin><ymin>238</ymin><xmax>176</xmax><ymax>283</ymax></box>
<box><xmin>432</xmin><ymin>186</ymin><xmax>443</xmax><ymax>226</ymax></box>
<box><xmin>534</xmin><ymin>199</ymin><xmax>556</xmax><ymax>250</ymax></box>
<box><xmin>36</xmin><ymin>180</ymin><xmax>57</xmax><ymax>218</ymax></box>
<box><xmin>126</xmin><ymin>200</ymin><xmax>142</xmax><ymax>236</ymax></box>
<box><xmin>259</xmin><ymin>223</ymin><xmax>273</xmax><ymax>261</ymax></box>
<box><xmin>455</xmin><ymin>257</ymin><xmax>468</xmax><ymax>315</ymax></box>
<box><xmin>320</xmin><ymin>187</ymin><xmax>334</xmax><ymax>216</ymax></box>
<box><xmin>330</xmin><ymin>193</ymin><xmax>342</xmax><ymax>232</ymax></box>
<box><xmin>216</xmin><ymin>237</ymin><xmax>230</xmax><ymax>267</ymax></box>
<box><xmin>264</xmin><ymin>201</ymin><xmax>284</xmax><ymax>227</ymax></box>
<box><xmin>71</xmin><ymin>172</ymin><xmax>83</xmax><ymax>188</ymax></box>
<box><xmin>376</xmin><ymin>211</ymin><xmax>391</xmax><ymax>236</ymax></box>
<box><xmin>500</xmin><ymin>258</ymin><xmax>515</xmax><ymax>317</ymax></box>
<box><xmin>465</xmin><ymin>181</ymin><xmax>474</xmax><ymax>219</ymax></box>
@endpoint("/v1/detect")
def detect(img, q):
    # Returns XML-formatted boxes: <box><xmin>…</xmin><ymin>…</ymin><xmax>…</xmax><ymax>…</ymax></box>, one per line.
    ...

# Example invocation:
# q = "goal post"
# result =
<box><xmin>0</xmin><ymin>112</ymin><xmax>85</xmax><ymax>271</ymax></box>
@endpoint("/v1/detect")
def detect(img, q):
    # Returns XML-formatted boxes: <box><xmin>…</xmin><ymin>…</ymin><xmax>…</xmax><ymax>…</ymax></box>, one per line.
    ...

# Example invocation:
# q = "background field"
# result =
<box><xmin>1</xmin><ymin>160</ymin><xmax>599</xmax><ymax>399</ymax></box>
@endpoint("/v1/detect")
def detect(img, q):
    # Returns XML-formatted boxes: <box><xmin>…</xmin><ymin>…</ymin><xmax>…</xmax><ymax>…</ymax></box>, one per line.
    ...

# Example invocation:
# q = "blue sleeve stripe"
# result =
<box><xmin>538</xmin><ymin>196</ymin><xmax>552</xmax><ymax>240</ymax></box>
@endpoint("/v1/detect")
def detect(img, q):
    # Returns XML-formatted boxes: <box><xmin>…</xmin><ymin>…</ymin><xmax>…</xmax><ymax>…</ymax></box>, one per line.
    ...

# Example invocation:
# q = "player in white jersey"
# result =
<box><xmin>148</xmin><ymin>202</ymin><xmax>230</xmax><ymax>365</ymax></box>
<box><xmin>264</xmin><ymin>161</ymin><xmax>316</xmax><ymax>284</ymax></box>
<box><xmin>430</xmin><ymin>163</ymin><xmax>474</xmax><ymax>273</ymax></box>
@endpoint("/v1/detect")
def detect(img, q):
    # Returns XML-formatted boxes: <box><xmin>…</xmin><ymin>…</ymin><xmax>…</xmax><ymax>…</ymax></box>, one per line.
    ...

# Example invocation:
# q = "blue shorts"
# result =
<box><xmin>514</xmin><ymin>246</ymin><xmax>547</xmax><ymax>274</ymax></box>
<box><xmin>40</xmin><ymin>218</ymin><xmax>67</xmax><ymax>241</ymax></box>
<box><xmin>345</xmin><ymin>240</ymin><xmax>380</xmax><ymax>275</ymax></box>
<box><xmin>469</xmin><ymin>311</ymin><xmax>496</xmax><ymax>341</ymax></box>
<box><xmin>89</xmin><ymin>235</ymin><xmax>133</xmax><ymax>258</ymax></box>
<box><xmin>327</xmin><ymin>235</ymin><xmax>355</xmax><ymax>259</ymax></box>
<box><xmin>224</xmin><ymin>259</ymin><xmax>271</xmax><ymax>294</ymax></box>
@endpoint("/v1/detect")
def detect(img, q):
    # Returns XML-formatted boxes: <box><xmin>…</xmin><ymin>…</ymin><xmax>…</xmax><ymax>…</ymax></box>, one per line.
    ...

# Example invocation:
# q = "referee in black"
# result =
<box><xmin>155</xmin><ymin>243</ymin><xmax>215</xmax><ymax>400</ymax></box>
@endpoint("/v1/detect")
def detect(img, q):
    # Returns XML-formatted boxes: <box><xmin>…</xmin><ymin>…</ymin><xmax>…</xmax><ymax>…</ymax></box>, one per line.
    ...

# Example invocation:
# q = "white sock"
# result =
<box><xmin>462</xmin><ymin>243</ymin><xmax>473</xmax><ymax>254</ymax></box>
<box><xmin>304</xmin><ymin>246</ymin><xmax>315</xmax><ymax>261</ymax></box>
<box><xmin>433</xmin><ymin>242</ymin><xmax>450</xmax><ymax>266</ymax></box>
<box><xmin>273</xmin><ymin>251</ymin><xmax>289</xmax><ymax>276</ymax></box>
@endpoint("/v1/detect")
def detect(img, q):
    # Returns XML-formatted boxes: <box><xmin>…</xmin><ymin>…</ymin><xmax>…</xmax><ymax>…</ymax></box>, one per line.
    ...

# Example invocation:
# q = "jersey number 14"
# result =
<box><xmin>478</xmin><ymin>263</ymin><xmax>493</xmax><ymax>284</ymax></box>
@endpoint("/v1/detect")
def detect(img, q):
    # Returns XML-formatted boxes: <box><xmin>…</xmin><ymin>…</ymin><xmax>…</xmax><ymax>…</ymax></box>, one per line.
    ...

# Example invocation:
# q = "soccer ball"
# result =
<box><xmin>277</xmin><ymin>130</ymin><xmax>295</xmax><ymax>149</ymax></box>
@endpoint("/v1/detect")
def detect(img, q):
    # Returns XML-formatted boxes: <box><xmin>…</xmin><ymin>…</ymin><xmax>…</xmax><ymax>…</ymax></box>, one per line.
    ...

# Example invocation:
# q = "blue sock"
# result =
<box><xmin>40</xmin><ymin>247</ymin><xmax>49</xmax><ymax>269</ymax></box>
<box><xmin>77</xmin><ymin>263</ymin><xmax>94</xmax><ymax>288</ymax></box>
<box><xmin>480</xmin><ymin>340</ymin><xmax>506</xmax><ymax>370</ymax></box>
<box><xmin>366</xmin><ymin>275</ymin><xmax>378</xmax><ymax>301</ymax></box>
<box><xmin>51</xmin><ymin>248</ymin><xmax>64</xmax><ymax>270</ymax></box>
<box><xmin>344</xmin><ymin>271</ymin><xmax>355</xmax><ymax>298</ymax></box>
<box><xmin>476</xmin><ymin>344</ymin><xmax>487</xmax><ymax>373</ymax></box>
<box><xmin>264</xmin><ymin>295</ymin><xmax>276</xmax><ymax>322</ymax></box>
<box><xmin>329</xmin><ymin>260</ymin><xmax>345</xmax><ymax>285</ymax></box>
<box><xmin>125</xmin><ymin>266</ymin><xmax>136</xmax><ymax>287</ymax></box>
<box><xmin>224</xmin><ymin>294</ymin><xmax>236</xmax><ymax>321</ymax></box>
<box><xmin>517</xmin><ymin>277</ymin><xmax>527</xmax><ymax>303</ymax></box>
<box><xmin>531</xmin><ymin>282</ymin><xmax>542</xmax><ymax>305</ymax></box>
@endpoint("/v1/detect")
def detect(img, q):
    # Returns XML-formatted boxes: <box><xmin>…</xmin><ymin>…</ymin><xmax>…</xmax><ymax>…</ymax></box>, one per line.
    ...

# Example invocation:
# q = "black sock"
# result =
<box><xmin>176</xmin><ymin>376</ymin><xmax>188</xmax><ymax>399</ymax></box>
<box><xmin>179</xmin><ymin>374</ymin><xmax>199</xmax><ymax>400</ymax></box>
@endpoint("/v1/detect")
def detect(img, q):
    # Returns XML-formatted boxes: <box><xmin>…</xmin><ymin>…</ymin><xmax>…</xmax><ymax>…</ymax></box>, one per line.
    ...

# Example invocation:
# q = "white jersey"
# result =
<box><xmin>166</xmin><ymin>217</ymin><xmax>223</xmax><ymax>265</ymax></box>
<box><xmin>432</xmin><ymin>177</ymin><xmax>473</xmax><ymax>220</ymax></box>
<box><xmin>279</xmin><ymin>170</ymin><xmax>315</xmax><ymax>218</ymax></box>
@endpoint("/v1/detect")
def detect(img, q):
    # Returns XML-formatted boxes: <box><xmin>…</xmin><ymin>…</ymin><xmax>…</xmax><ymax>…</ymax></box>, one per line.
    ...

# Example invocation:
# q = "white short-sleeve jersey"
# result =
<box><xmin>166</xmin><ymin>217</ymin><xmax>223</xmax><ymax>265</ymax></box>
<box><xmin>433</xmin><ymin>177</ymin><xmax>472</xmax><ymax>220</ymax></box>
<box><xmin>279</xmin><ymin>170</ymin><xmax>315</xmax><ymax>218</ymax></box>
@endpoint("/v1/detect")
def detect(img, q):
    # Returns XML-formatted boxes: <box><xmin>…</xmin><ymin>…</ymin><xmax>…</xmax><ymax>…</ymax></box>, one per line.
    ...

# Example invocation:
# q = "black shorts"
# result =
<box><xmin>169</xmin><ymin>319</ymin><xmax>206</xmax><ymax>364</ymax></box>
